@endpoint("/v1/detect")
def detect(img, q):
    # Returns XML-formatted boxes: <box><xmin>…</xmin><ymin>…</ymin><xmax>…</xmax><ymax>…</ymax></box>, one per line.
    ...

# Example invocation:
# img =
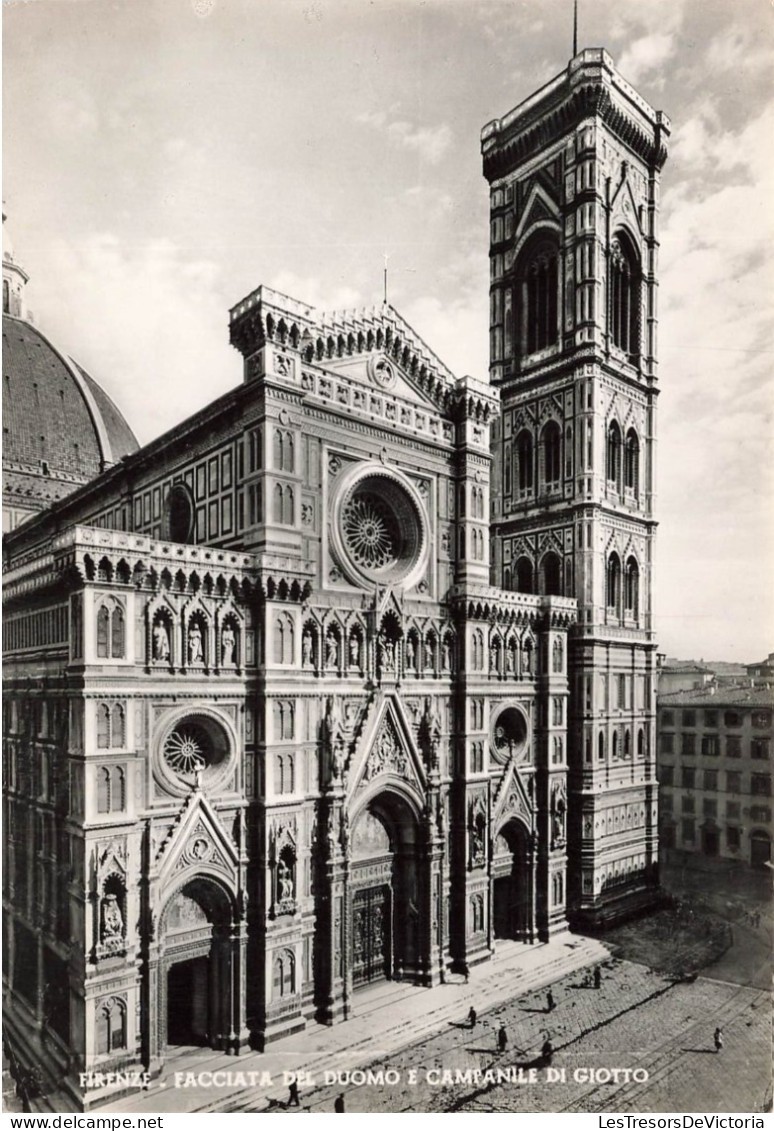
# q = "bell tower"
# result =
<box><xmin>482</xmin><ymin>49</ymin><xmax>670</xmax><ymax>925</ymax></box>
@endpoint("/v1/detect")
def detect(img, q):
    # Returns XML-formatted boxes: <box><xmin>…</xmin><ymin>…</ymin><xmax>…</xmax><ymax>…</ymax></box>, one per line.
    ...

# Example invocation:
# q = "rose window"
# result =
<box><xmin>159</xmin><ymin>714</ymin><xmax>230</xmax><ymax>790</ymax></box>
<box><xmin>164</xmin><ymin>725</ymin><xmax>207</xmax><ymax>775</ymax></box>
<box><xmin>342</xmin><ymin>493</ymin><xmax>401</xmax><ymax>571</ymax></box>
<box><xmin>491</xmin><ymin>705</ymin><xmax>529</xmax><ymax>762</ymax></box>
<box><xmin>332</xmin><ymin>469</ymin><xmax>426</xmax><ymax>586</ymax></box>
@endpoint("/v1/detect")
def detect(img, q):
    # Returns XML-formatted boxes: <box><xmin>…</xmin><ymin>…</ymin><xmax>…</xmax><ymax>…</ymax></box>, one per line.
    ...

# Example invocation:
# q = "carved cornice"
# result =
<box><xmin>452</xmin><ymin>585</ymin><xmax>577</xmax><ymax>629</ymax></box>
<box><xmin>482</xmin><ymin>54</ymin><xmax>669</xmax><ymax>182</ymax></box>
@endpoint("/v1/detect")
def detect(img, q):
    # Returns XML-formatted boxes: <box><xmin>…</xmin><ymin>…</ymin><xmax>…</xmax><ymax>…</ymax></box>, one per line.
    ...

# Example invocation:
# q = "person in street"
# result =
<box><xmin>714</xmin><ymin>1027</ymin><xmax>723</xmax><ymax>1053</ymax></box>
<box><xmin>541</xmin><ymin>1038</ymin><xmax>553</xmax><ymax>1066</ymax></box>
<box><xmin>288</xmin><ymin>1081</ymin><xmax>300</xmax><ymax>1107</ymax></box>
<box><xmin>468</xmin><ymin>1006</ymin><xmax>477</xmax><ymax>1028</ymax></box>
<box><xmin>546</xmin><ymin>990</ymin><xmax>555</xmax><ymax>1012</ymax></box>
<box><xmin>463</xmin><ymin>964</ymin><xmax>470</xmax><ymax>985</ymax></box>
<box><xmin>497</xmin><ymin>1024</ymin><xmax>508</xmax><ymax>1053</ymax></box>
<box><xmin>334</xmin><ymin>1094</ymin><xmax>345</xmax><ymax>1112</ymax></box>
<box><xmin>593</xmin><ymin>965</ymin><xmax>602</xmax><ymax>989</ymax></box>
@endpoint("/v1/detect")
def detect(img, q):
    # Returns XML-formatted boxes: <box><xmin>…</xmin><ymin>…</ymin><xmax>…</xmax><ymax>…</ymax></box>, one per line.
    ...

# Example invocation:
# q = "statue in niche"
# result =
<box><xmin>551</xmin><ymin>794</ymin><xmax>566</xmax><ymax>846</ymax></box>
<box><xmin>489</xmin><ymin>643</ymin><xmax>498</xmax><ymax>672</ymax></box>
<box><xmin>507</xmin><ymin>645</ymin><xmax>516</xmax><ymax>674</ymax></box>
<box><xmin>349</xmin><ymin>634</ymin><xmax>361</xmax><ymax>668</ymax></box>
<box><xmin>469</xmin><ymin>812</ymin><xmax>486</xmax><ymax>867</ymax></box>
<box><xmin>523</xmin><ymin>643</ymin><xmax>533</xmax><ymax>674</ymax></box>
<box><xmin>278</xmin><ymin>858</ymin><xmax>294</xmax><ymax>903</ymax></box>
<box><xmin>188</xmin><ymin>621</ymin><xmax>204</xmax><ymax>664</ymax></box>
<box><xmin>442</xmin><ymin>638</ymin><xmax>452</xmax><ymax>671</ymax></box>
<box><xmin>380</xmin><ymin>637</ymin><xmax>395</xmax><ymax>672</ymax></box>
<box><xmin>221</xmin><ymin>623</ymin><xmax>236</xmax><ymax>665</ymax></box>
<box><xmin>326</xmin><ymin>634</ymin><xmax>339</xmax><ymax>667</ymax></box>
<box><xmin>423</xmin><ymin>697</ymin><xmax>442</xmax><ymax>770</ymax></box>
<box><xmin>101</xmin><ymin>894</ymin><xmax>123</xmax><ymax>940</ymax></box>
<box><xmin>302</xmin><ymin>631</ymin><xmax>313</xmax><ymax>666</ymax></box>
<box><xmin>325</xmin><ymin>695</ymin><xmax>344</xmax><ymax>748</ymax></box>
<box><xmin>152</xmin><ymin>620</ymin><xmax>170</xmax><ymax>662</ymax></box>
<box><xmin>405</xmin><ymin>636</ymin><xmax>416</xmax><ymax>670</ymax></box>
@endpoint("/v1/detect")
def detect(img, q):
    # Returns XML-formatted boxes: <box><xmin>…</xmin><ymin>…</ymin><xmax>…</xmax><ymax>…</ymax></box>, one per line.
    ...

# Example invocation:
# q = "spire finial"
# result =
<box><xmin>383</xmin><ymin>252</ymin><xmax>389</xmax><ymax>305</ymax></box>
<box><xmin>573</xmin><ymin>0</ymin><xmax>578</xmax><ymax>57</ymax></box>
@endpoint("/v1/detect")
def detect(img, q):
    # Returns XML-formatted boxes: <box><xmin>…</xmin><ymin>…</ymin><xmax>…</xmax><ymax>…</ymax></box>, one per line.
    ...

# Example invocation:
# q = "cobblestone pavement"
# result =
<box><xmin>259</xmin><ymin>962</ymin><xmax>770</xmax><ymax>1115</ymax></box>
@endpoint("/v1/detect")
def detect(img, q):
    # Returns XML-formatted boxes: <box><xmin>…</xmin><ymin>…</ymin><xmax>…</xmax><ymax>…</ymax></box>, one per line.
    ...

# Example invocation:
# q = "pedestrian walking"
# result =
<box><xmin>467</xmin><ymin>1006</ymin><xmax>477</xmax><ymax>1028</ymax></box>
<box><xmin>334</xmin><ymin>1094</ymin><xmax>345</xmax><ymax>1113</ymax></box>
<box><xmin>463</xmin><ymin>964</ymin><xmax>470</xmax><ymax>985</ymax></box>
<box><xmin>714</xmin><ymin>1027</ymin><xmax>723</xmax><ymax>1053</ymax></box>
<box><xmin>593</xmin><ymin>965</ymin><xmax>601</xmax><ymax>990</ymax></box>
<box><xmin>541</xmin><ymin>1038</ymin><xmax>553</xmax><ymax>1067</ymax></box>
<box><xmin>546</xmin><ymin>990</ymin><xmax>555</xmax><ymax>1012</ymax></box>
<box><xmin>497</xmin><ymin>1024</ymin><xmax>508</xmax><ymax>1053</ymax></box>
<box><xmin>288</xmin><ymin>1081</ymin><xmax>300</xmax><ymax>1107</ymax></box>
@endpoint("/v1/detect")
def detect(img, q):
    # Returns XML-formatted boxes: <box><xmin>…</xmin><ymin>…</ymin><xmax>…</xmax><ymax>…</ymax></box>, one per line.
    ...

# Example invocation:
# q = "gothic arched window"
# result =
<box><xmin>607</xmin><ymin>553</ymin><xmax>621</xmax><ymax>611</ymax></box>
<box><xmin>96</xmin><ymin>999</ymin><xmax>126</xmax><ymax>1055</ymax></box>
<box><xmin>96</xmin><ymin>606</ymin><xmax>110</xmax><ymax>658</ymax></box>
<box><xmin>516</xmin><ymin>430</ymin><xmax>533</xmax><ymax>492</ymax></box>
<box><xmin>518</xmin><ymin>238</ymin><xmax>559</xmax><ymax>355</ymax></box>
<box><xmin>273</xmin><ymin>483</ymin><xmax>283</xmax><ymax>524</ymax></box>
<box><xmin>97</xmin><ymin>704</ymin><xmax>111</xmax><ymax>749</ymax></box>
<box><xmin>624</xmin><ymin>429</ymin><xmax>640</xmax><ymax>494</ymax></box>
<box><xmin>625</xmin><ymin>557</ymin><xmax>639</xmax><ymax>618</ymax></box>
<box><xmin>542</xmin><ymin>552</ymin><xmax>562</xmax><ymax>597</ymax></box>
<box><xmin>515</xmin><ymin>556</ymin><xmax>534</xmax><ymax>594</ymax></box>
<box><xmin>541</xmin><ymin>421</ymin><xmax>562</xmax><ymax>486</ymax></box>
<box><xmin>610</xmin><ymin>235</ymin><xmax>640</xmax><ymax>357</ymax></box>
<box><xmin>607</xmin><ymin>421</ymin><xmax>622</xmax><ymax>488</ymax></box>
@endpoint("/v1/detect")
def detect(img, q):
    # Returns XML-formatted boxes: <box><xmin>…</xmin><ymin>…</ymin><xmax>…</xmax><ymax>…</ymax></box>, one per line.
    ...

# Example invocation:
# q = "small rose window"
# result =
<box><xmin>161</xmin><ymin>715</ymin><xmax>229</xmax><ymax>786</ymax></box>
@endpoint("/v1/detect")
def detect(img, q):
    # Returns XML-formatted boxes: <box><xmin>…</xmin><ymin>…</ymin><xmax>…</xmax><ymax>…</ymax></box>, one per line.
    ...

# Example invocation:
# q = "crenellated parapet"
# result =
<box><xmin>482</xmin><ymin>48</ymin><xmax>670</xmax><ymax>180</ymax></box>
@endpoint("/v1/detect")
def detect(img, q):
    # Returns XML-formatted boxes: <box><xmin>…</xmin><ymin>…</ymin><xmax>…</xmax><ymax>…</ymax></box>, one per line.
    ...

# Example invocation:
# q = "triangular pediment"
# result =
<box><xmin>515</xmin><ymin>183</ymin><xmax>561</xmax><ymax>245</ymax></box>
<box><xmin>493</xmin><ymin>760</ymin><xmax>534</xmax><ymax>833</ymax></box>
<box><xmin>316</xmin><ymin>303</ymin><xmax>457</xmax><ymax>418</ymax></box>
<box><xmin>347</xmin><ymin>692</ymin><xmax>426</xmax><ymax>801</ymax></box>
<box><xmin>155</xmin><ymin>789</ymin><xmax>239</xmax><ymax>886</ymax></box>
<box><xmin>610</xmin><ymin>174</ymin><xmax>643</xmax><ymax>236</ymax></box>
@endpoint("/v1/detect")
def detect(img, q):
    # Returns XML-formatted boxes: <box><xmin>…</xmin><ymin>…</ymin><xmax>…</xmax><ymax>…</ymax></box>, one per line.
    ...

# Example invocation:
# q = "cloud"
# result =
<box><xmin>29</xmin><ymin>234</ymin><xmax>237</xmax><ymax>447</ymax></box>
<box><xmin>617</xmin><ymin>33</ymin><xmax>677</xmax><ymax>86</ymax></box>
<box><xmin>654</xmin><ymin>96</ymin><xmax>774</xmax><ymax>657</ymax></box>
<box><xmin>357</xmin><ymin>110</ymin><xmax>453</xmax><ymax>165</ymax></box>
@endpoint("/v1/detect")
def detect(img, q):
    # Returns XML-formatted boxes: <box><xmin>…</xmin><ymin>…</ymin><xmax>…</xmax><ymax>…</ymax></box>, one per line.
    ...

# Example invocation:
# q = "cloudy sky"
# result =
<box><xmin>4</xmin><ymin>0</ymin><xmax>773</xmax><ymax>662</ymax></box>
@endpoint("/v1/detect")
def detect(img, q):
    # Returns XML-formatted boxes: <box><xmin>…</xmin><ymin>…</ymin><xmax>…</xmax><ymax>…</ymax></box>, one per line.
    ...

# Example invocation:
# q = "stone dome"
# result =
<box><xmin>2</xmin><ymin>314</ymin><xmax>140</xmax><ymax>529</ymax></box>
<box><xmin>2</xmin><ymin>212</ymin><xmax>139</xmax><ymax>531</ymax></box>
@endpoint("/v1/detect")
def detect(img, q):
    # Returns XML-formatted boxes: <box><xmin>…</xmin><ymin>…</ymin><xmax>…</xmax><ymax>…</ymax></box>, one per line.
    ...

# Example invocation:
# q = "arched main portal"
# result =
<box><xmin>159</xmin><ymin>877</ymin><xmax>234</xmax><ymax>1051</ymax></box>
<box><xmin>349</xmin><ymin>791</ymin><xmax>422</xmax><ymax>987</ymax></box>
<box><xmin>492</xmin><ymin>819</ymin><xmax>533</xmax><ymax>942</ymax></box>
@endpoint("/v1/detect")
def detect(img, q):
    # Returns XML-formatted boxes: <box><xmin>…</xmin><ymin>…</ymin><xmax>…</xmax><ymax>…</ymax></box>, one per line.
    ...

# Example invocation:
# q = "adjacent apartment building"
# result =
<box><xmin>657</xmin><ymin>685</ymin><xmax>773</xmax><ymax>870</ymax></box>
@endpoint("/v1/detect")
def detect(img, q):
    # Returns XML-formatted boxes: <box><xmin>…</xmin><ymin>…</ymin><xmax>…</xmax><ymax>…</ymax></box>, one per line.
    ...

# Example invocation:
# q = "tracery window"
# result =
<box><xmin>519</xmin><ymin>239</ymin><xmax>559</xmax><ymax>354</ymax></box>
<box><xmin>516</xmin><ymin>431</ymin><xmax>533</xmax><ymax>492</ymax></box>
<box><xmin>541</xmin><ymin>552</ymin><xmax>562</xmax><ymax>597</ymax></box>
<box><xmin>274</xmin><ymin>614</ymin><xmax>295</xmax><ymax>665</ymax></box>
<box><xmin>96</xmin><ymin>998</ymin><xmax>126</xmax><ymax>1055</ymax></box>
<box><xmin>624</xmin><ymin>429</ymin><xmax>640</xmax><ymax>493</ymax></box>
<box><xmin>609</xmin><ymin>236</ymin><xmax>640</xmax><ymax>356</ymax></box>
<box><xmin>96</xmin><ymin>602</ymin><xmax>125</xmax><ymax>659</ymax></box>
<box><xmin>541</xmin><ymin>422</ymin><xmax>562</xmax><ymax>486</ymax></box>
<box><xmin>625</xmin><ymin>557</ymin><xmax>639</xmax><ymax>618</ymax></box>
<box><xmin>607</xmin><ymin>553</ymin><xmax>621</xmax><ymax>611</ymax></box>
<box><xmin>606</xmin><ymin>421</ymin><xmax>622</xmax><ymax>488</ymax></box>
<box><xmin>96</xmin><ymin>766</ymin><xmax>126</xmax><ymax>814</ymax></box>
<box><xmin>515</xmin><ymin>556</ymin><xmax>533</xmax><ymax>594</ymax></box>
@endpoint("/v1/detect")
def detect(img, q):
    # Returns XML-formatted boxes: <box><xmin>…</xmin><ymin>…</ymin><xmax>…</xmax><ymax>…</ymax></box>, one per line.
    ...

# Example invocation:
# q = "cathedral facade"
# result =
<box><xmin>2</xmin><ymin>49</ymin><xmax>667</xmax><ymax>1110</ymax></box>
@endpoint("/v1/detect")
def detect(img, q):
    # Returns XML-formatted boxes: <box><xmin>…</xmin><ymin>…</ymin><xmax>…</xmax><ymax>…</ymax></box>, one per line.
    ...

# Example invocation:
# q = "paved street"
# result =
<box><xmin>244</xmin><ymin>963</ymin><xmax>770</xmax><ymax>1114</ymax></box>
<box><xmin>98</xmin><ymin>915</ymin><xmax>771</xmax><ymax>1116</ymax></box>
